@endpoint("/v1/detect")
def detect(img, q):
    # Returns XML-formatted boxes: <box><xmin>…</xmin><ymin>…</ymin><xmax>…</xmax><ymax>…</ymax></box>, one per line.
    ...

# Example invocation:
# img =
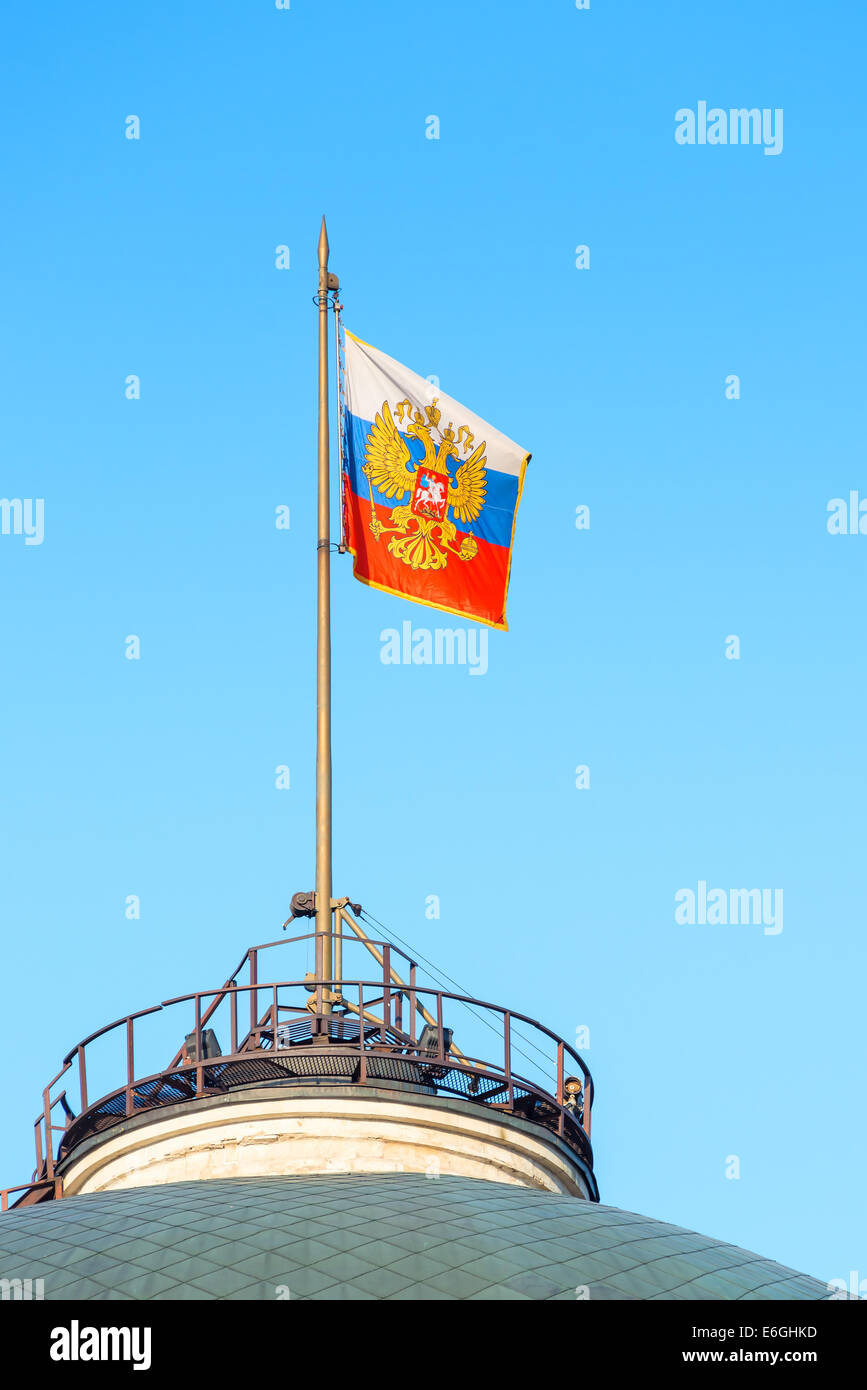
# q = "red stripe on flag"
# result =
<box><xmin>343</xmin><ymin>477</ymin><xmax>513</xmax><ymax>629</ymax></box>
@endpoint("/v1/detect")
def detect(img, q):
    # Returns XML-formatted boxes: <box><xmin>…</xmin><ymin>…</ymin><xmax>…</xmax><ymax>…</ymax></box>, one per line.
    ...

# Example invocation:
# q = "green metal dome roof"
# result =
<box><xmin>0</xmin><ymin>1174</ymin><xmax>829</xmax><ymax>1301</ymax></box>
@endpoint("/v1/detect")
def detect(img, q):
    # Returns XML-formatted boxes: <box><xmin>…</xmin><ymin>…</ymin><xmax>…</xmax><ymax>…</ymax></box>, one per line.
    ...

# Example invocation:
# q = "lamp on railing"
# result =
<box><xmin>182</xmin><ymin>1030</ymin><xmax>221</xmax><ymax>1065</ymax></box>
<box><xmin>417</xmin><ymin>1022</ymin><xmax>452</xmax><ymax>1057</ymax></box>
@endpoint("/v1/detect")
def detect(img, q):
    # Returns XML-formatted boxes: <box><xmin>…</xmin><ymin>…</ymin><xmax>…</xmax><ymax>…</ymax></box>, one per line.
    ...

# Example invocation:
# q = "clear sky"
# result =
<box><xmin>1</xmin><ymin>1</ymin><xmax>864</xmax><ymax>1289</ymax></box>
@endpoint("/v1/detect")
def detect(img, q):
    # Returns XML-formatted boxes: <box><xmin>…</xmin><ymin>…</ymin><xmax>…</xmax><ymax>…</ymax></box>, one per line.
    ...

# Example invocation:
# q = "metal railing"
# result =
<box><xmin>4</xmin><ymin>930</ymin><xmax>596</xmax><ymax>1208</ymax></box>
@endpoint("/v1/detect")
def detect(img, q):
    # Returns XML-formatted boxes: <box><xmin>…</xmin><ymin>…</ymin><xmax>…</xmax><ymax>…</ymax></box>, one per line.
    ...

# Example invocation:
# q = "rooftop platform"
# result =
<box><xmin>3</xmin><ymin>914</ymin><xmax>597</xmax><ymax>1209</ymax></box>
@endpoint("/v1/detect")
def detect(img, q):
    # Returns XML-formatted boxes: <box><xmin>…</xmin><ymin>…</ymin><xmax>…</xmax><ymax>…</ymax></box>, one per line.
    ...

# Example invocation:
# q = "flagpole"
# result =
<box><xmin>315</xmin><ymin>217</ymin><xmax>334</xmax><ymax>999</ymax></box>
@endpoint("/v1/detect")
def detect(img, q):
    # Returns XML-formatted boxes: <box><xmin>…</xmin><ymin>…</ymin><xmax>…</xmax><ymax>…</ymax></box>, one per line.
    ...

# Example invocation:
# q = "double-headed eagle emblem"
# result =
<box><xmin>362</xmin><ymin>397</ymin><xmax>487</xmax><ymax>571</ymax></box>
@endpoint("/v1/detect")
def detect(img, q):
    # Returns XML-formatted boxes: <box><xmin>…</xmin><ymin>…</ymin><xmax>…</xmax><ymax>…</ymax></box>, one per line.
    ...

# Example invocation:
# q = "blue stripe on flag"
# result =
<box><xmin>343</xmin><ymin>409</ymin><xmax>519</xmax><ymax>550</ymax></box>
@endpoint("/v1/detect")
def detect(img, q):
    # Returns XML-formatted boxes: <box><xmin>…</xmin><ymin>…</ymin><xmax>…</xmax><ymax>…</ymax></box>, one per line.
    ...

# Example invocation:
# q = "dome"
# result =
<box><xmin>0</xmin><ymin>1173</ymin><xmax>830</xmax><ymax>1301</ymax></box>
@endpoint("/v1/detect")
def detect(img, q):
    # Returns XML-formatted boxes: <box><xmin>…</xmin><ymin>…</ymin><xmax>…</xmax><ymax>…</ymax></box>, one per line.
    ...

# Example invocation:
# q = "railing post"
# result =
<box><xmin>409</xmin><ymin>964</ymin><xmax>417</xmax><ymax>1045</ymax></box>
<box><xmin>382</xmin><ymin>946</ymin><xmax>391</xmax><ymax>1044</ymax></box>
<box><xmin>125</xmin><ymin>1017</ymin><xmax>135</xmax><ymax>1116</ymax></box>
<box><xmin>358</xmin><ymin>983</ymin><xmax>367</xmax><ymax>1085</ymax></box>
<box><xmin>436</xmin><ymin>993</ymin><xmax>444</xmax><ymax>1063</ymax></box>
<box><xmin>556</xmin><ymin>1040</ymin><xmax>565</xmax><ymax>1135</ymax></box>
<box><xmin>78</xmin><ymin>1045</ymin><xmax>88</xmax><ymax>1112</ymax></box>
<box><xmin>195</xmin><ymin>994</ymin><xmax>204</xmax><ymax>1097</ymax></box>
<box><xmin>42</xmin><ymin>1091</ymin><xmax>54</xmax><ymax>1179</ymax></box>
<box><xmin>230</xmin><ymin>986</ymin><xmax>238</xmax><ymax>1056</ymax></box>
<box><xmin>249</xmin><ymin>950</ymin><xmax>258</xmax><ymax>1036</ymax></box>
<box><xmin>34</xmin><ymin>1119</ymin><xmax>44</xmax><ymax>1180</ymax></box>
<box><xmin>504</xmin><ymin>1013</ymin><xmax>513</xmax><ymax>1110</ymax></box>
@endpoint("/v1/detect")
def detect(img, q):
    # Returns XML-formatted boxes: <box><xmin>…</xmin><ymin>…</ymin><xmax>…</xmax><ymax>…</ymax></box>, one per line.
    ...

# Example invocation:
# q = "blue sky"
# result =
<box><xmin>1</xmin><ymin>0</ymin><xmax>865</xmax><ymax>1287</ymax></box>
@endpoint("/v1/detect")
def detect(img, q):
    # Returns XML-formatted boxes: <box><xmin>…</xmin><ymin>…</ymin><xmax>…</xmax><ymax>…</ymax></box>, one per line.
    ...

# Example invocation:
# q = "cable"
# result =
<box><xmin>358</xmin><ymin>908</ymin><xmax>559</xmax><ymax>1083</ymax></box>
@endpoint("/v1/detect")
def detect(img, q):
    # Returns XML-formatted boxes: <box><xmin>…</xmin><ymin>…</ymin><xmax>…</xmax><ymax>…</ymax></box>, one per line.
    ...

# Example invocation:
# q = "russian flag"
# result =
<box><xmin>341</xmin><ymin>331</ymin><xmax>529</xmax><ymax>630</ymax></box>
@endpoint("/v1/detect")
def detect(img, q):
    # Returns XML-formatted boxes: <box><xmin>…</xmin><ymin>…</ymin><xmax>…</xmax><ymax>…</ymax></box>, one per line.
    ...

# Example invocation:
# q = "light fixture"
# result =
<box><xmin>183</xmin><ymin>1029</ymin><xmax>221</xmax><ymax>1063</ymax></box>
<box><xmin>418</xmin><ymin>1023</ymin><xmax>453</xmax><ymax>1056</ymax></box>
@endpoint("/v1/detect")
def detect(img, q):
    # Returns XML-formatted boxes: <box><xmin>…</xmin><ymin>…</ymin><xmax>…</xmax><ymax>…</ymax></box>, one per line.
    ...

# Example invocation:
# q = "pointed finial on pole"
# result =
<box><xmin>318</xmin><ymin>216</ymin><xmax>329</xmax><ymax>271</ymax></box>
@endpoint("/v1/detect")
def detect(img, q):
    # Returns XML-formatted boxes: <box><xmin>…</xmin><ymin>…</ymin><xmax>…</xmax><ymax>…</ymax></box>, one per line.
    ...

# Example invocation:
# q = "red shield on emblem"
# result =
<box><xmin>411</xmin><ymin>468</ymin><xmax>450</xmax><ymax>522</ymax></box>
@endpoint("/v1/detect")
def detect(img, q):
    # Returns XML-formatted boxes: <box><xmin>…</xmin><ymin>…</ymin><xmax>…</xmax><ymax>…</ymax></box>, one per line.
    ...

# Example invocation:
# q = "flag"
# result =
<box><xmin>341</xmin><ymin>330</ymin><xmax>529</xmax><ymax>630</ymax></box>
